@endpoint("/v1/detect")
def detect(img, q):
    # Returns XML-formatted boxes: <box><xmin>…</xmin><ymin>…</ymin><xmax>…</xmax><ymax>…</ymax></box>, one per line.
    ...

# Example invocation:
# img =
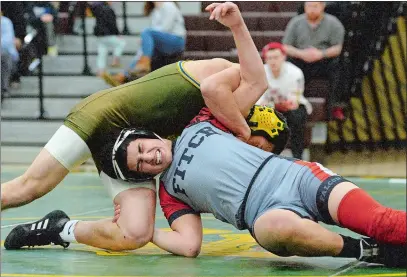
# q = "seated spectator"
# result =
<box><xmin>89</xmin><ymin>2</ymin><xmax>126</xmax><ymax>77</ymax></box>
<box><xmin>257</xmin><ymin>42</ymin><xmax>312</xmax><ymax>159</ymax></box>
<box><xmin>104</xmin><ymin>1</ymin><xmax>186</xmax><ymax>86</ymax></box>
<box><xmin>283</xmin><ymin>1</ymin><xmax>346</xmax><ymax>120</ymax></box>
<box><xmin>1</xmin><ymin>2</ymin><xmax>27</xmax><ymax>89</ymax></box>
<box><xmin>297</xmin><ymin>2</ymin><xmax>350</xmax><ymax>24</ymax></box>
<box><xmin>1</xmin><ymin>14</ymin><xmax>19</xmax><ymax>101</ymax></box>
<box><xmin>25</xmin><ymin>1</ymin><xmax>58</xmax><ymax>57</ymax></box>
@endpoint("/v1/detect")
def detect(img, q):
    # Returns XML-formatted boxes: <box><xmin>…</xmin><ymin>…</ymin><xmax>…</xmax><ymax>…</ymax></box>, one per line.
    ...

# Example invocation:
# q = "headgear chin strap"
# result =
<box><xmin>112</xmin><ymin>128</ymin><xmax>161</xmax><ymax>182</ymax></box>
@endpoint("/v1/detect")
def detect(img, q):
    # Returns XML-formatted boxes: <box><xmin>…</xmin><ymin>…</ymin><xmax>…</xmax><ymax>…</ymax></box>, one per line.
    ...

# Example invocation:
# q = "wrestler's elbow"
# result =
<box><xmin>182</xmin><ymin>243</ymin><xmax>201</xmax><ymax>258</ymax></box>
<box><xmin>242</xmin><ymin>80</ymin><xmax>268</xmax><ymax>105</ymax></box>
<box><xmin>252</xmin><ymin>75</ymin><xmax>268</xmax><ymax>96</ymax></box>
<box><xmin>200</xmin><ymin>78</ymin><xmax>218</xmax><ymax>100</ymax></box>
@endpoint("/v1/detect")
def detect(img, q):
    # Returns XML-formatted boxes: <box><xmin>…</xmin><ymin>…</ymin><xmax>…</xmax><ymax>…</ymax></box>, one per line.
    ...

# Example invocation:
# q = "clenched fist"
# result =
<box><xmin>205</xmin><ymin>2</ymin><xmax>243</xmax><ymax>29</ymax></box>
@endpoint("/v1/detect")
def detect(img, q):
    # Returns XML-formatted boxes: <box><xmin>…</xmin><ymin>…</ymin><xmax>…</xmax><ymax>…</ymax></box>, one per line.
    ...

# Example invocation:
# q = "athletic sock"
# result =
<box><xmin>337</xmin><ymin>235</ymin><xmax>361</xmax><ymax>258</ymax></box>
<box><xmin>59</xmin><ymin>220</ymin><xmax>79</xmax><ymax>243</ymax></box>
<box><xmin>337</xmin><ymin>188</ymin><xmax>406</xmax><ymax>244</ymax></box>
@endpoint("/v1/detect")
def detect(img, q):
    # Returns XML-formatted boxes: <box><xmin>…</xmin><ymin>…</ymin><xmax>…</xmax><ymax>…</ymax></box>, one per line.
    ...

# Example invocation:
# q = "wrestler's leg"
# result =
<box><xmin>1</xmin><ymin>125</ymin><xmax>91</xmax><ymax>210</ymax></box>
<box><xmin>69</xmin><ymin>173</ymin><xmax>156</xmax><ymax>251</ymax></box>
<box><xmin>253</xmin><ymin>209</ymin><xmax>344</xmax><ymax>257</ymax></box>
<box><xmin>328</xmin><ymin>181</ymin><xmax>406</xmax><ymax>245</ymax></box>
<box><xmin>4</xmin><ymin>173</ymin><xmax>156</xmax><ymax>251</ymax></box>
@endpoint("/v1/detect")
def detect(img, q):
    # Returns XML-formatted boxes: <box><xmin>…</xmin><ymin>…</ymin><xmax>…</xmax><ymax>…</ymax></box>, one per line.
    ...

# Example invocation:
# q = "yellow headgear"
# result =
<box><xmin>246</xmin><ymin>105</ymin><xmax>287</xmax><ymax>140</ymax></box>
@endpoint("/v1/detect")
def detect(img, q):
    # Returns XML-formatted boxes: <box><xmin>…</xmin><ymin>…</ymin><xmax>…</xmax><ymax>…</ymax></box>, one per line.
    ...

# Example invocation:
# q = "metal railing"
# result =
<box><xmin>81</xmin><ymin>1</ymin><xmax>92</xmax><ymax>75</ymax></box>
<box><xmin>122</xmin><ymin>2</ymin><xmax>130</xmax><ymax>35</ymax></box>
<box><xmin>77</xmin><ymin>1</ymin><xmax>129</xmax><ymax>75</ymax></box>
<box><xmin>22</xmin><ymin>29</ymin><xmax>46</xmax><ymax>119</ymax></box>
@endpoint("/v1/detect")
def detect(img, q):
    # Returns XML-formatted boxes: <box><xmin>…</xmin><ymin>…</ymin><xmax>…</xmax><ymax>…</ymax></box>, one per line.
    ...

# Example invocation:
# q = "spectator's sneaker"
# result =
<box><xmin>4</xmin><ymin>210</ymin><xmax>70</xmax><ymax>250</ymax></box>
<box><xmin>134</xmin><ymin>56</ymin><xmax>151</xmax><ymax>75</ymax></box>
<box><xmin>332</xmin><ymin>107</ymin><xmax>346</xmax><ymax>121</ymax></box>
<box><xmin>359</xmin><ymin>238</ymin><xmax>406</xmax><ymax>268</ymax></box>
<box><xmin>102</xmin><ymin>72</ymin><xmax>125</xmax><ymax>87</ymax></box>
<box><xmin>110</xmin><ymin>58</ymin><xmax>122</xmax><ymax>68</ymax></box>
<box><xmin>47</xmin><ymin>46</ymin><xmax>58</xmax><ymax>57</ymax></box>
<box><xmin>10</xmin><ymin>82</ymin><xmax>21</xmax><ymax>90</ymax></box>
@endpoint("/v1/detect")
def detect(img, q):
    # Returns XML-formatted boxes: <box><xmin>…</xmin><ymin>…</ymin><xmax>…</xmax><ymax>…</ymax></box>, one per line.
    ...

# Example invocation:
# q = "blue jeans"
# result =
<box><xmin>141</xmin><ymin>28</ymin><xmax>185</xmax><ymax>57</ymax></box>
<box><xmin>96</xmin><ymin>36</ymin><xmax>126</xmax><ymax>70</ymax></box>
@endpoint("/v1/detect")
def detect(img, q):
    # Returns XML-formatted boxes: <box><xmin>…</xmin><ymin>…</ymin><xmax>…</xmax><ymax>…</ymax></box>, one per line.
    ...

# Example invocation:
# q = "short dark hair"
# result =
<box><xmin>270</xmin><ymin>110</ymin><xmax>290</xmax><ymax>154</ymax></box>
<box><xmin>99</xmin><ymin>128</ymin><xmax>159</xmax><ymax>182</ymax></box>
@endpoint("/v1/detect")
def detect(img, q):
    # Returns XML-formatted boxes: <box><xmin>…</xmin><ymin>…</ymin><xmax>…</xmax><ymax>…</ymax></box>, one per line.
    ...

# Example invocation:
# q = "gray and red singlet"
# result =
<box><xmin>159</xmin><ymin>111</ymin><xmax>343</xmax><ymax>232</ymax></box>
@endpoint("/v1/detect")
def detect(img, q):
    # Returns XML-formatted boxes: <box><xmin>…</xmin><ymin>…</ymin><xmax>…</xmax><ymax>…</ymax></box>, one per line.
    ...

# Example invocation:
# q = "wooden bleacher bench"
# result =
<box><xmin>186</xmin><ymin>31</ymin><xmax>284</xmax><ymax>52</ymax></box>
<box><xmin>183</xmin><ymin>51</ymin><xmax>239</xmax><ymax>62</ymax></box>
<box><xmin>201</xmin><ymin>2</ymin><xmax>302</xmax><ymax>13</ymax></box>
<box><xmin>184</xmin><ymin>13</ymin><xmax>293</xmax><ymax>32</ymax></box>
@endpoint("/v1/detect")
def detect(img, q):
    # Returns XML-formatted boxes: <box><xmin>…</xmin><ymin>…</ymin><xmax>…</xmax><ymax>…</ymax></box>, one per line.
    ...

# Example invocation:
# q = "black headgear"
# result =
<box><xmin>112</xmin><ymin>128</ymin><xmax>159</xmax><ymax>182</ymax></box>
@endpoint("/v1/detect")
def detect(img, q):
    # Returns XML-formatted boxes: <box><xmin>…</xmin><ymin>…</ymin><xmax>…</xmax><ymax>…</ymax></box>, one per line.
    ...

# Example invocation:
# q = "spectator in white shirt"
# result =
<box><xmin>135</xmin><ymin>1</ymin><xmax>186</xmax><ymax>74</ymax></box>
<box><xmin>257</xmin><ymin>42</ymin><xmax>312</xmax><ymax>159</ymax></box>
<box><xmin>105</xmin><ymin>1</ymin><xmax>186</xmax><ymax>86</ymax></box>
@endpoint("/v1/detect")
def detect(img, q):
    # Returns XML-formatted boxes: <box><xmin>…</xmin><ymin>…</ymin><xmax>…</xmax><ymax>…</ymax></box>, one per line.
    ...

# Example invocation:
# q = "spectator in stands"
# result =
<box><xmin>297</xmin><ymin>2</ymin><xmax>350</xmax><ymax>24</ymax></box>
<box><xmin>1</xmin><ymin>14</ymin><xmax>19</xmax><ymax>101</ymax></box>
<box><xmin>105</xmin><ymin>1</ymin><xmax>186</xmax><ymax>86</ymax></box>
<box><xmin>257</xmin><ymin>42</ymin><xmax>312</xmax><ymax>159</ymax></box>
<box><xmin>283</xmin><ymin>1</ymin><xmax>346</xmax><ymax>120</ymax></box>
<box><xmin>89</xmin><ymin>2</ymin><xmax>126</xmax><ymax>77</ymax></box>
<box><xmin>1</xmin><ymin>2</ymin><xmax>27</xmax><ymax>89</ymax></box>
<box><xmin>57</xmin><ymin>2</ymin><xmax>78</xmax><ymax>35</ymax></box>
<box><xmin>25</xmin><ymin>2</ymin><xmax>59</xmax><ymax>57</ymax></box>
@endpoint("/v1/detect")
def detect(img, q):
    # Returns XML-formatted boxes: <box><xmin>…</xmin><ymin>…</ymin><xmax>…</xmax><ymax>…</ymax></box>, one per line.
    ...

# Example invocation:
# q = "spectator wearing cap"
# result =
<box><xmin>257</xmin><ymin>42</ymin><xmax>312</xmax><ymax>159</ymax></box>
<box><xmin>282</xmin><ymin>1</ymin><xmax>346</xmax><ymax>120</ymax></box>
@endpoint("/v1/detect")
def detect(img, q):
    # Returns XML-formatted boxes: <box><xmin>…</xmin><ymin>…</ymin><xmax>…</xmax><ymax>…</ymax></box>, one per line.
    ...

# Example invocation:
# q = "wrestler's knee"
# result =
<box><xmin>110</xmin><ymin>188</ymin><xmax>156</xmax><ymax>250</ymax></box>
<box><xmin>266</xmin><ymin>218</ymin><xmax>298</xmax><ymax>244</ymax></box>
<box><xmin>114</xmin><ymin>225</ymin><xmax>153</xmax><ymax>250</ymax></box>
<box><xmin>254</xmin><ymin>211</ymin><xmax>301</xmax><ymax>256</ymax></box>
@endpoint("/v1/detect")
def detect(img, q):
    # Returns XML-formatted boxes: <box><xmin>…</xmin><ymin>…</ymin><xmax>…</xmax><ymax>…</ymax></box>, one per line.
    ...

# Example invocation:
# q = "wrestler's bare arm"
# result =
<box><xmin>186</xmin><ymin>2</ymin><xmax>267</xmax><ymax>141</ymax></box>
<box><xmin>152</xmin><ymin>214</ymin><xmax>203</xmax><ymax>257</ymax></box>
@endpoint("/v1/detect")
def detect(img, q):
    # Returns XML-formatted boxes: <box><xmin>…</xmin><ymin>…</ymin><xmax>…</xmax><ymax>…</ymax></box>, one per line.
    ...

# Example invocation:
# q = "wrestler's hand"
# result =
<box><xmin>112</xmin><ymin>204</ymin><xmax>121</xmax><ymax>223</ymax></box>
<box><xmin>205</xmin><ymin>2</ymin><xmax>244</xmax><ymax>29</ymax></box>
<box><xmin>235</xmin><ymin>124</ymin><xmax>251</xmax><ymax>143</ymax></box>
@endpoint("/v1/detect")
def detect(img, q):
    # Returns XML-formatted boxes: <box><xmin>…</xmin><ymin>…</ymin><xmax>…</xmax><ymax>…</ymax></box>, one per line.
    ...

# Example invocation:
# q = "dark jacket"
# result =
<box><xmin>90</xmin><ymin>2</ymin><xmax>119</xmax><ymax>36</ymax></box>
<box><xmin>1</xmin><ymin>2</ymin><xmax>27</xmax><ymax>40</ymax></box>
<box><xmin>24</xmin><ymin>1</ymin><xmax>58</xmax><ymax>29</ymax></box>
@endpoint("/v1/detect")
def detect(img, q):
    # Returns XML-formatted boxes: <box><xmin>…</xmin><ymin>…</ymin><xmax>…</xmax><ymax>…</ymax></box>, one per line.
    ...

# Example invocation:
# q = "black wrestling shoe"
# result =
<box><xmin>359</xmin><ymin>238</ymin><xmax>406</xmax><ymax>268</ymax></box>
<box><xmin>4</xmin><ymin>210</ymin><xmax>70</xmax><ymax>250</ymax></box>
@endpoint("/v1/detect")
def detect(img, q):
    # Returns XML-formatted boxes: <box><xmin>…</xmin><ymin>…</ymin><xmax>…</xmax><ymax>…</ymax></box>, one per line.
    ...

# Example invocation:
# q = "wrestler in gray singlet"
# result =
<box><xmin>160</xmin><ymin>121</ymin><xmax>344</xmax><ymax>234</ymax></box>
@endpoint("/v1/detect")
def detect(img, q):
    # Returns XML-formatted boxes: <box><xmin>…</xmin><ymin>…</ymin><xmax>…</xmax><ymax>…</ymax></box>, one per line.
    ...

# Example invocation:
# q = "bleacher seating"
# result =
<box><xmin>1</xmin><ymin>1</ymin><xmax>330</xmax><ymax>163</ymax></box>
<box><xmin>189</xmin><ymin>2</ymin><xmax>329</xmax><ymax>157</ymax></box>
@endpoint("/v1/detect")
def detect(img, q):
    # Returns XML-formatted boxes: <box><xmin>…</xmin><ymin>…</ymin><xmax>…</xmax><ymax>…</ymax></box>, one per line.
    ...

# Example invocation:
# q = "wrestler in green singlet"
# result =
<box><xmin>64</xmin><ymin>61</ymin><xmax>204</xmax><ymax>171</ymax></box>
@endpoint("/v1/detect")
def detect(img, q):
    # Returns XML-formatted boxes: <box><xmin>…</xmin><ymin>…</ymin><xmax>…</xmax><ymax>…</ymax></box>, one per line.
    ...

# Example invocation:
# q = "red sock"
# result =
<box><xmin>337</xmin><ymin>188</ymin><xmax>406</xmax><ymax>245</ymax></box>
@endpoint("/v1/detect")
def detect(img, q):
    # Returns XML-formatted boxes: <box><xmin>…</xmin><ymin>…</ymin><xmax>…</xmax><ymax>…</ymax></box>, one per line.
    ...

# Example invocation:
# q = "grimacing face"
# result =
<box><xmin>304</xmin><ymin>2</ymin><xmax>325</xmax><ymax>21</ymax></box>
<box><xmin>127</xmin><ymin>138</ymin><xmax>173</xmax><ymax>175</ymax></box>
<box><xmin>265</xmin><ymin>48</ymin><xmax>286</xmax><ymax>72</ymax></box>
<box><xmin>126</xmin><ymin>135</ymin><xmax>275</xmax><ymax>176</ymax></box>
